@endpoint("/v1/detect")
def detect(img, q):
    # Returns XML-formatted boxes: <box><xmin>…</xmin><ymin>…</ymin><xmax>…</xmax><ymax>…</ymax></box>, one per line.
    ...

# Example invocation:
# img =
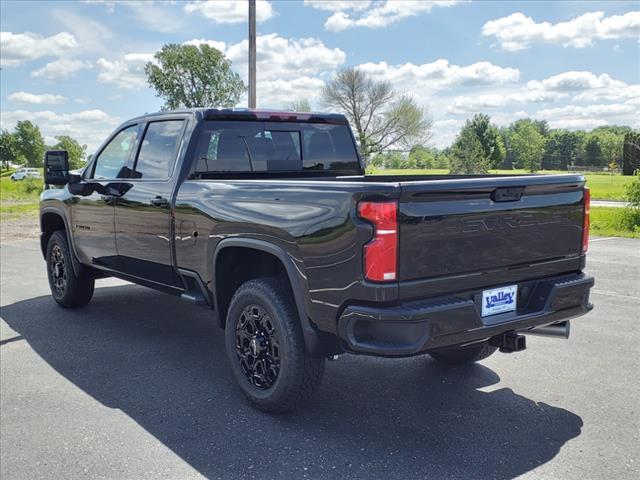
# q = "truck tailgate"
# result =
<box><xmin>398</xmin><ymin>175</ymin><xmax>585</xmax><ymax>283</ymax></box>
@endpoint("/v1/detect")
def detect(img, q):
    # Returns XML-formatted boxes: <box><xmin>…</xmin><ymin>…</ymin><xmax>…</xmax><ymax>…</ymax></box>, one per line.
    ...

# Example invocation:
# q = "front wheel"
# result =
<box><xmin>46</xmin><ymin>230</ymin><xmax>95</xmax><ymax>308</ymax></box>
<box><xmin>429</xmin><ymin>341</ymin><xmax>497</xmax><ymax>365</ymax></box>
<box><xmin>225</xmin><ymin>278</ymin><xmax>325</xmax><ymax>413</ymax></box>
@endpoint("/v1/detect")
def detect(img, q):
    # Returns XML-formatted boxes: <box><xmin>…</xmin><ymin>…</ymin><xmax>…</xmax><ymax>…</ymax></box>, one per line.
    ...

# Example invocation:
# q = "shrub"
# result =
<box><xmin>624</xmin><ymin>171</ymin><xmax>640</xmax><ymax>207</ymax></box>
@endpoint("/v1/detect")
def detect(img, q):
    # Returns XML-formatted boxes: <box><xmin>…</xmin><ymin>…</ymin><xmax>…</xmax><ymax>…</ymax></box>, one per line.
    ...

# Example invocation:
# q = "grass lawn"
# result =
<box><xmin>370</xmin><ymin>169</ymin><xmax>631</xmax><ymax>201</ymax></box>
<box><xmin>0</xmin><ymin>175</ymin><xmax>42</xmax><ymax>219</ymax></box>
<box><xmin>590</xmin><ymin>207</ymin><xmax>640</xmax><ymax>239</ymax></box>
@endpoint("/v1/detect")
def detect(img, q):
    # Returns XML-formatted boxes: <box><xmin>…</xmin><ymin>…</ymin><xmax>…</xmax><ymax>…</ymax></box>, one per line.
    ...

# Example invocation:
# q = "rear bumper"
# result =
<box><xmin>337</xmin><ymin>273</ymin><xmax>594</xmax><ymax>357</ymax></box>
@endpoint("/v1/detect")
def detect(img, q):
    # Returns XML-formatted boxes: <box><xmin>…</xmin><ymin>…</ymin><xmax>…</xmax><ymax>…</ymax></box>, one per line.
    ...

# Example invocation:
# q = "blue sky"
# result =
<box><xmin>1</xmin><ymin>0</ymin><xmax>638</xmax><ymax>151</ymax></box>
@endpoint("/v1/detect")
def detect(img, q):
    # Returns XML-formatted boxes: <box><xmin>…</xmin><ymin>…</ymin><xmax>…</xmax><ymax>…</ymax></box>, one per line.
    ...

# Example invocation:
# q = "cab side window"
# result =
<box><xmin>134</xmin><ymin>120</ymin><xmax>184</xmax><ymax>179</ymax></box>
<box><xmin>91</xmin><ymin>125</ymin><xmax>138</xmax><ymax>180</ymax></box>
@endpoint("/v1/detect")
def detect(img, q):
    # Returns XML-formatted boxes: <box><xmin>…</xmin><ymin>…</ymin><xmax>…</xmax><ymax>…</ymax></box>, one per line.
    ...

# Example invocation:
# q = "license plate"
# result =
<box><xmin>481</xmin><ymin>285</ymin><xmax>517</xmax><ymax>317</ymax></box>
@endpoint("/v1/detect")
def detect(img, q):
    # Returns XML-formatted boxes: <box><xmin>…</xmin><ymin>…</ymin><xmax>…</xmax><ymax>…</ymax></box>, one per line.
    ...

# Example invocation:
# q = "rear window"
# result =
<box><xmin>192</xmin><ymin>120</ymin><xmax>360</xmax><ymax>175</ymax></box>
<box><xmin>134</xmin><ymin>120</ymin><xmax>184</xmax><ymax>179</ymax></box>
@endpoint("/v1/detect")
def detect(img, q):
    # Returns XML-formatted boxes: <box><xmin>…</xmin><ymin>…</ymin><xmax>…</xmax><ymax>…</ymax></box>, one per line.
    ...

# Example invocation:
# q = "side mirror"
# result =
<box><xmin>44</xmin><ymin>150</ymin><xmax>70</xmax><ymax>185</ymax></box>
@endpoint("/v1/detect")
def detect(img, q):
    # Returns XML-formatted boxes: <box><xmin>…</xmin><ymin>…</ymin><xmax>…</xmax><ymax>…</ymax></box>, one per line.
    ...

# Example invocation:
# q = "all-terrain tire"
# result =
<box><xmin>225</xmin><ymin>277</ymin><xmax>325</xmax><ymax>413</ymax></box>
<box><xmin>46</xmin><ymin>230</ymin><xmax>95</xmax><ymax>308</ymax></box>
<box><xmin>429</xmin><ymin>341</ymin><xmax>497</xmax><ymax>365</ymax></box>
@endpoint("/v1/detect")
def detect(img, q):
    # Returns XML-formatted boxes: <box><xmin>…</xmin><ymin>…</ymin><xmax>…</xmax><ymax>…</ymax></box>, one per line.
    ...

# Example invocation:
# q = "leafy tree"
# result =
<box><xmin>14</xmin><ymin>121</ymin><xmax>46</xmax><ymax>167</ymax></box>
<box><xmin>508</xmin><ymin>121</ymin><xmax>546</xmax><ymax>172</ymax></box>
<box><xmin>466</xmin><ymin>114</ymin><xmax>505</xmax><ymax>168</ymax></box>
<box><xmin>322</xmin><ymin>67</ymin><xmax>431</xmax><ymax>163</ymax></box>
<box><xmin>583</xmin><ymin>134</ymin><xmax>604</xmax><ymax>166</ymax></box>
<box><xmin>532</xmin><ymin>119</ymin><xmax>550</xmax><ymax>137</ymax></box>
<box><xmin>622</xmin><ymin>131</ymin><xmax>640</xmax><ymax>175</ymax></box>
<box><xmin>625</xmin><ymin>171</ymin><xmax>640</xmax><ymax>207</ymax></box>
<box><xmin>54</xmin><ymin>135</ymin><xmax>87</xmax><ymax>169</ymax></box>
<box><xmin>0</xmin><ymin>129</ymin><xmax>21</xmax><ymax>169</ymax></box>
<box><xmin>145</xmin><ymin>43</ymin><xmax>246</xmax><ymax>110</ymax></box>
<box><xmin>597</xmin><ymin>131</ymin><xmax>624</xmax><ymax>167</ymax></box>
<box><xmin>433</xmin><ymin>151</ymin><xmax>451</xmax><ymax>169</ymax></box>
<box><xmin>384</xmin><ymin>152</ymin><xmax>404</xmax><ymax>169</ymax></box>
<box><xmin>450</xmin><ymin>126</ymin><xmax>489</xmax><ymax>174</ymax></box>
<box><xmin>449</xmin><ymin>114</ymin><xmax>504</xmax><ymax>174</ymax></box>
<box><xmin>542</xmin><ymin>130</ymin><xmax>584</xmax><ymax>170</ymax></box>
<box><xmin>287</xmin><ymin>99</ymin><xmax>311</xmax><ymax>112</ymax></box>
<box><xmin>408</xmin><ymin>145</ymin><xmax>435</xmax><ymax>169</ymax></box>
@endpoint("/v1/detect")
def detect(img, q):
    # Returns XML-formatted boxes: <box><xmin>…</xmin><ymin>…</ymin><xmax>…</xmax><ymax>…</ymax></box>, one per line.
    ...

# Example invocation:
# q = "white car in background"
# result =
<box><xmin>10</xmin><ymin>168</ymin><xmax>41</xmax><ymax>181</ymax></box>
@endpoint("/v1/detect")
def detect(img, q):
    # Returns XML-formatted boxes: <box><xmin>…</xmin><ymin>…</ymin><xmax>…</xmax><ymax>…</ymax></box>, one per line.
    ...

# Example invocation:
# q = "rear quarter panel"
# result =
<box><xmin>173</xmin><ymin>179</ymin><xmax>398</xmax><ymax>333</ymax></box>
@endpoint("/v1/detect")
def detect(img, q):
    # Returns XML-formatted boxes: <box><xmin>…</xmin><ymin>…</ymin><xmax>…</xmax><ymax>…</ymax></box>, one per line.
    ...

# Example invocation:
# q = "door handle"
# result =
<box><xmin>150</xmin><ymin>196</ymin><xmax>168</xmax><ymax>207</ymax></box>
<box><xmin>101</xmin><ymin>194</ymin><xmax>115</xmax><ymax>204</ymax></box>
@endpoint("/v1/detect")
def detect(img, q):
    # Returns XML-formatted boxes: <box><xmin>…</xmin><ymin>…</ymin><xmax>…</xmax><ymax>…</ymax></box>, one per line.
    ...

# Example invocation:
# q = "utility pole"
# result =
<box><xmin>248</xmin><ymin>0</ymin><xmax>256</xmax><ymax>109</ymax></box>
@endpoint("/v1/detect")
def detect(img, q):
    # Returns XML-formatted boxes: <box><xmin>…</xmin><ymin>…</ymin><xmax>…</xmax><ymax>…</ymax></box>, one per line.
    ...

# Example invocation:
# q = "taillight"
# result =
<box><xmin>357</xmin><ymin>200</ymin><xmax>398</xmax><ymax>282</ymax></box>
<box><xmin>582</xmin><ymin>187</ymin><xmax>590</xmax><ymax>253</ymax></box>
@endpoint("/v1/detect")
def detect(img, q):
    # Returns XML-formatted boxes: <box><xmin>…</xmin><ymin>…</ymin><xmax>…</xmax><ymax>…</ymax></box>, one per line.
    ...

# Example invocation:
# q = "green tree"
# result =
<box><xmin>322</xmin><ymin>67</ymin><xmax>431</xmax><ymax>164</ymax></box>
<box><xmin>0</xmin><ymin>129</ymin><xmax>21</xmax><ymax>169</ymax></box>
<box><xmin>145</xmin><ymin>43</ymin><xmax>246</xmax><ymax>110</ymax></box>
<box><xmin>408</xmin><ymin>145</ymin><xmax>435</xmax><ymax>169</ymax></box>
<box><xmin>597</xmin><ymin>131</ymin><xmax>624</xmax><ymax>168</ymax></box>
<box><xmin>450</xmin><ymin>126</ymin><xmax>489</xmax><ymax>174</ymax></box>
<box><xmin>622</xmin><ymin>131</ymin><xmax>640</xmax><ymax>175</ymax></box>
<box><xmin>625</xmin><ymin>171</ymin><xmax>640</xmax><ymax>207</ymax></box>
<box><xmin>449</xmin><ymin>114</ymin><xmax>504</xmax><ymax>174</ymax></box>
<box><xmin>54</xmin><ymin>135</ymin><xmax>87</xmax><ymax>169</ymax></box>
<box><xmin>287</xmin><ymin>99</ymin><xmax>311</xmax><ymax>112</ymax></box>
<box><xmin>466</xmin><ymin>114</ymin><xmax>505</xmax><ymax>168</ymax></box>
<box><xmin>583</xmin><ymin>133</ymin><xmax>604</xmax><ymax>166</ymax></box>
<box><xmin>509</xmin><ymin>121</ymin><xmax>546</xmax><ymax>172</ymax></box>
<box><xmin>14</xmin><ymin>120</ymin><xmax>46</xmax><ymax>167</ymax></box>
<box><xmin>542</xmin><ymin>130</ymin><xmax>584</xmax><ymax>170</ymax></box>
<box><xmin>383</xmin><ymin>152</ymin><xmax>404</xmax><ymax>169</ymax></box>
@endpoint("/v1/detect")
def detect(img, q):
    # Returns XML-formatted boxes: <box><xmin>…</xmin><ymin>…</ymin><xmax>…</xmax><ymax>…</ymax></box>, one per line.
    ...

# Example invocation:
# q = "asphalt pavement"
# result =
<box><xmin>1</xmin><ymin>237</ymin><xmax>639</xmax><ymax>480</ymax></box>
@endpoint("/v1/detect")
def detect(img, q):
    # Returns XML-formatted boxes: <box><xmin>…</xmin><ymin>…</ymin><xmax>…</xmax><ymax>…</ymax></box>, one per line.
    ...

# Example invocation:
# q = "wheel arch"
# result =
<box><xmin>40</xmin><ymin>207</ymin><xmax>83</xmax><ymax>276</ymax></box>
<box><xmin>213</xmin><ymin>239</ymin><xmax>309</xmax><ymax>327</ymax></box>
<box><xmin>212</xmin><ymin>238</ymin><xmax>330</xmax><ymax>356</ymax></box>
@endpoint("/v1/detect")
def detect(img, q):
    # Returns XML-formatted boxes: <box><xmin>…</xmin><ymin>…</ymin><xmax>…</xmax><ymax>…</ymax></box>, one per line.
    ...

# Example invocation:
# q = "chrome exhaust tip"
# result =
<box><xmin>522</xmin><ymin>321</ymin><xmax>570</xmax><ymax>339</ymax></box>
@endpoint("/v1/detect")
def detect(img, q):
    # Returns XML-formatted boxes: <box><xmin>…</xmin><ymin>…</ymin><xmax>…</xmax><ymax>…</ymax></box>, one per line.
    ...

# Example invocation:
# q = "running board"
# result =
<box><xmin>178</xmin><ymin>269</ymin><xmax>213</xmax><ymax>308</ymax></box>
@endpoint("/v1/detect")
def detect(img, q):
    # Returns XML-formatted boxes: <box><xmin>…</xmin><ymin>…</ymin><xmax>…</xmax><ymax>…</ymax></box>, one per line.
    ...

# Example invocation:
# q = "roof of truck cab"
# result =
<box><xmin>130</xmin><ymin>108</ymin><xmax>349</xmax><ymax>125</ymax></box>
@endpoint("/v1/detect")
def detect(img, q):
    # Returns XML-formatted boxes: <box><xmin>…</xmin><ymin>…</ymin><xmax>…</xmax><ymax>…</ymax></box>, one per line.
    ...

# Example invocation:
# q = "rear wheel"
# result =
<box><xmin>429</xmin><ymin>341</ymin><xmax>497</xmax><ymax>365</ymax></box>
<box><xmin>225</xmin><ymin>278</ymin><xmax>325</xmax><ymax>413</ymax></box>
<box><xmin>46</xmin><ymin>230</ymin><xmax>95</xmax><ymax>308</ymax></box>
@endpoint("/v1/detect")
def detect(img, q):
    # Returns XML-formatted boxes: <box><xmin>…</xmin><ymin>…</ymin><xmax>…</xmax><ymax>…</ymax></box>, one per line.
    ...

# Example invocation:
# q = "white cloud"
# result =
<box><xmin>31</xmin><ymin>59</ymin><xmax>93</xmax><ymax>79</ymax></box>
<box><xmin>7</xmin><ymin>92</ymin><xmax>68</xmax><ymax>105</ymax></box>
<box><xmin>183</xmin><ymin>38</ymin><xmax>228</xmax><ymax>52</ymax></box>
<box><xmin>185</xmin><ymin>0</ymin><xmax>274</xmax><ymax>24</ymax></box>
<box><xmin>183</xmin><ymin>34</ymin><xmax>345</xmax><ymax>107</ymax></box>
<box><xmin>535</xmin><ymin>103</ymin><xmax>637</xmax><ymax>119</ymax></box>
<box><xmin>543</xmin><ymin>118</ymin><xmax>609</xmax><ymax>130</ymax></box>
<box><xmin>51</xmin><ymin>10</ymin><xmax>115</xmax><ymax>55</ymax></box>
<box><xmin>445</xmin><ymin>71</ymin><xmax>640</xmax><ymax>115</ymax></box>
<box><xmin>257</xmin><ymin>76</ymin><xmax>326</xmax><ymax>108</ymax></box>
<box><xmin>482</xmin><ymin>11</ymin><xmax>640</xmax><ymax>51</ymax></box>
<box><xmin>526</xmin><ymin>71</ymin><xmax>640</xmax><ymax>103</ymax></box>
<box><xmin>322</xmin><ymin>1</ymin><xmax>461</xmax><ymax>31</ymax></box>
<box><xmin>304</xmin><ymin>1</ymin><xmax>372</xmax><ymax>12</ymax></box>
<box><xmin>223</xmin><ymin>33</ymin><xmax>346</xmax><ymax>80</ymax></box>
<box><xmin>0</xmin><ymin>31</ymin><xmax>77</xmax><ymax>67</ymax></box>
<box><xmin>530</xmin><ymin>101</ymin><xmax>638</xmax><ymax>131</ymax></box>
<box><xmin>93</xmin><ymin>33</ymin><xmax>344</xmax><ymax>105</ymax></box>
<box><xmin>447</xmin><ymin>94</ymin><xmax>509</xmax><ymax>115</ymax></box>
<box><xmin>1</xmin><ymin>109</ymin><xmax>120</xmax><ymax>151</ymax></box>
<box><xmin>526</xmin><ymin>71</ymin><xmax>626</xmax><ymax>92</ymax></box>
<box><xmin>357</xmin><ymin>59</ymin><xmax>520</xmax><ymax>92</ymax></box>
<box><xmin>96</xmin><ymin>53</ymin><xmax>154</xmax><ymax>89</ymax></box>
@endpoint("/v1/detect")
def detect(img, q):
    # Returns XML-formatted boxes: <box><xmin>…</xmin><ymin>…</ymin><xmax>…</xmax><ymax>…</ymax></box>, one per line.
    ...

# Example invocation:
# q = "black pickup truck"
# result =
<box><xmin>40</xmin><ymin>109</ymin><xmax>594</xmax><ymax>412</ymax></box>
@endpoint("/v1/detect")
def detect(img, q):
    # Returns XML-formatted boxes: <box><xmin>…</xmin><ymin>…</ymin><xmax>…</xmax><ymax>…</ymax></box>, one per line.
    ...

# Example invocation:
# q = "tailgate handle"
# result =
<box><xmin>492</xmin><ymin>187</ymin><xmax>524</xmax><ymax>202</ymax></box>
